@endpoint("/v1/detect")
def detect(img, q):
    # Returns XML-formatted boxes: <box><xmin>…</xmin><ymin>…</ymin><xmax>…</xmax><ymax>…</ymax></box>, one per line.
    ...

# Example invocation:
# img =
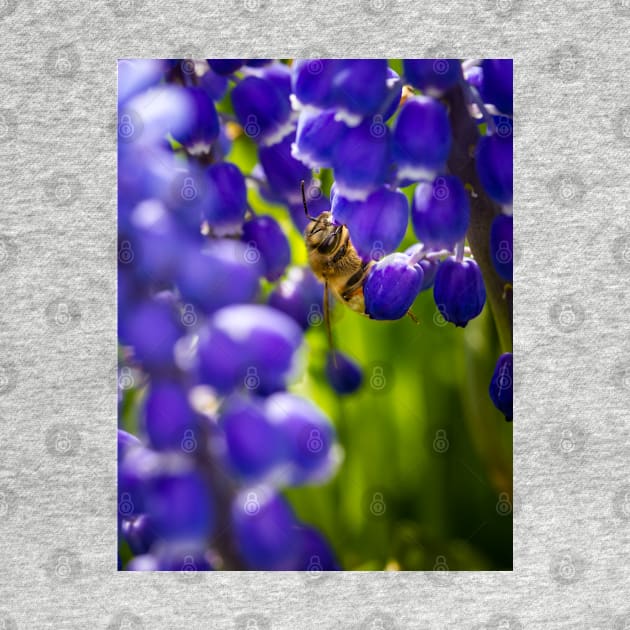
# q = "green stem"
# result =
<box><xmin>443</xmin><ymin>82</ymin><xmax>513</xmax><ymax>353</ymax></box>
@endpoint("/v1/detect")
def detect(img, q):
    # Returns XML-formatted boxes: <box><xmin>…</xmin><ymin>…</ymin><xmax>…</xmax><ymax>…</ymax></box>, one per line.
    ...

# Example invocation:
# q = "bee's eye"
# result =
<box><xmin>317</xmin><ymin>229</ymin><xmax>341</xmax><ymax>254</ymax></box>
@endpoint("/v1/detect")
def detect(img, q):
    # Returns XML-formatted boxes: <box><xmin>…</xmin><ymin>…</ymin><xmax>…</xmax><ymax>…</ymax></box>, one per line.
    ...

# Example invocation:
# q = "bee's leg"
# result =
<box><xmin>323</xmin><ymin>279</ymin><xmax>337</xmax><ymax>366</ymax></box>
<box><xmin>406</xmin><ymin>309</ymin><xmax>420</xmax><ymax>324</ymax></box>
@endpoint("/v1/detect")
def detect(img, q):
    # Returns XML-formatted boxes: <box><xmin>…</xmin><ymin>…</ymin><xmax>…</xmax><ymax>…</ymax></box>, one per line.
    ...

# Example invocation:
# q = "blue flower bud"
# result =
<box><xmin>197</xmin><ymin>304</ymin><xmax>303</xmax><ymax>395</ymax></box>
<box><xmin>121</xmin><ymin>514</ymin><xmax>157</xmax><ymax>556</ymax></box>
<box><xmin>268</xmin><ymin>266</ymin><xmax>324</xmax><ymax>330</ymax></box>
<box><xmin>207</xmin><ymin>59</ymin><xmax>243</xmax><ymax>75</ymax></box>
<box><xmin>476</xmin><ymin>133</ymin><xmax>513</xmax><ymax>206</ymax></box>
<box><xmin>176</xmin><ymin>240</ymin><xmax>261</xmax><ymax>315</ymax></box>
<box><xmin>433</xmin><ymin>257</ymin><xmax>486</xmax><ymax>327</ymax></box>
<box><xmin>490</xmin><ymin>214</ymin><xmax>513</xmax><ymax>282</ymax></box>
<box><xmin>118</xmin><ymin>59</ymin><xmax>166</xmax><ymax>106</ymax></box>
<box><xmin>480</xmin><ymin>59</ymin><xmax>513</xmax><ymax>116</ymax></box>
<box><xmin>392</xmin><ymin>96</ymin><xmax>451</xmax><ymax>184</ymax></box>
<box><xmin>259</xmin><ymin>132</ymin><xmax>311</xmax><ymax>204</ymax></box>
<box><xmin>293</xmin><ymin>525</ymin><xmax>341</xmax><ymax>570</ymax></box>
<box><xmin>232</xmin><ymin>75</ymin><xmax>294</xmax><ymax>146</ymax></box>
<box><xmin>204</xmin><ymin>161</ymin><xmax>248</xmax><ymax>235</ymax></box>
<box><xmin>292</xmin><ymin>108</ymin><xmax>347</xmax><ymax>170</ymax></box>
<box><xmin>232</xmin><ymin>489</ymin><xmax>300</xmax><ymax>569</ymax></box>
<box><xmin>242</xmin><ymin>215</ymin><xmax>291</xmax><ymax>281</ymax></box>
<box><xmin>220</xmin><ymin>395</ymin><xmax>286</xmax><ymax>480</ymax></box>
<box><xmin>331</xmin><ymin>187</ymin><xmax>408</xmax><ymax>261</ymax></box>
<box><xmin>169</xmin><ymin>87</ymin><xmax>220</xmax><ymax>152</ymax></box>
<box><xmin>330</xmin><ymin>59</ymin><xmax>389</xmax><ymax>121</ymax></box>
<box><xmin>403</xmin><ymin>59</ymin><xmax>461</xmax><ymax>95</ymax></box>
<box><xmin>198</xmin><ymin>67</ymin><xmax>228</xmax><ymax>101</ymax></box>
<box><xmin>119</xmin><ymin>297</ymin><xmax>182</xmax><ymax>371</ymax></box>
<box><xmin>325</xmin><ymin>351</ymin><xmax>363</xmax><ymax>395</ymax></box>
<box><xmin>411</xmin><ymin>175</ymin><xmax>470</xmax><ymax>250</ymax></box>
<box><xmin>120</xmin><ymin>85</ymin><xmax>201</xmax><ymax>147</ymax></box>
<box><xmin>292</xmin><ymin>59</ymin><xmax>339</xmax><ymax>109</ymax></box>
<box><xmin>265</xmin><ymin>393</ymin><xmax>336</xmax><ymax>481</ymax></box>
<box><xmin>142</xmin><ymin>380</ymin><xmax>198</xmax><ymax>452</ymax></box>
<box><xmin>489</xmin><ymin>352</ymin><xmax>513</xmax><ymax>421</ymax></box>
<box><xmin>332</xmin><ymin>119</ymin><xmax>390</xmax><ymax>201</ymax></box>
<box><xmin>364</xmin><ymin>253</ymin><xmax>424</xmax><ymax>320</ymax></box>
<box><xmin>145</xmin><ymin>456</ymin><xmax>214</xmax><ymax>542</ymax></box>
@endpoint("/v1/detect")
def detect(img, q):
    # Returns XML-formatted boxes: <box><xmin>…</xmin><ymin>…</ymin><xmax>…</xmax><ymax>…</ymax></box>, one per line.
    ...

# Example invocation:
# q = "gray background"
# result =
<box><xmin>0</xmin><ymin>0</ymin><xmax>629</xmax><ymax>628</ymax></box>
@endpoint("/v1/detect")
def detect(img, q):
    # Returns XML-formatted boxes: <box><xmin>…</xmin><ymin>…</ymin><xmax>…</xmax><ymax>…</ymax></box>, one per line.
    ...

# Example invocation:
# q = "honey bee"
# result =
<box><xmin>302</xmin><ymin>180</ymin><xmax>374</xmax><ymax>349</ymax></box>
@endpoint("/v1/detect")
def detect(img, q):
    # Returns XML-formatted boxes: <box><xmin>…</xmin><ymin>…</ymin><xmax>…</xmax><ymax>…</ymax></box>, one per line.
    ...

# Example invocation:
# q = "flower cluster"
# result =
<box><xmin>117</xmin><ymin>57</ymin><xmax>514</xmax><ymax>570</ymax></box>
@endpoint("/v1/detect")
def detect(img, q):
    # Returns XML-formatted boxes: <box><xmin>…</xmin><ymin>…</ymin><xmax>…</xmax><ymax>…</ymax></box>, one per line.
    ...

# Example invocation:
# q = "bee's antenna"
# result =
<box><xmin>301</xmin><ymin>180</ymin><xmax>318</xmax><ymax>221</ymax></box>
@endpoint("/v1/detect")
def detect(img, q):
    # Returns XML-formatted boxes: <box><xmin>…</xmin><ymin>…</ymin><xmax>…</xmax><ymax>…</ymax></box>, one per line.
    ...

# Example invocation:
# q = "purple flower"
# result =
<box><xmin>411</xmin><ymin>175</ymin><xmax>470</xmax><ymax>250</ymax></box>
<box><xmin>476</xmin><ymin>132</ymin><xmax>513</xmax><ymax>206</ymax></box>
<box><xmin>268</xmin><ymin>266</ymin><xmax>324</xmax><ymax>330</ymax></box>
<box><xmin>332</xmin><ymin>187</ymin><xmax>408</xmax><ymax>261</ymax></box>
<box><xmin>403</xmin><ymin>59</ymin><xmax>461</xmax><ymax>95</ymax></box>
<box><xmin>325</xmin><ymin>352</ymin><xmax>363</xmax><ymax>395</ymax></box>
<box><xmin>480</xmin><ymin>59</ymin><xmax>513</xmax><ymax>116</ymax></box>
<box><xmin>392</xmin><ymin>96</ymin><xmax>451</xmax><ymax>184</ymax></box>
<box><xmin>364</xmin><ymin>253</ymin><xmax>424</xmax><ymax>320</ymax></box>
<box><xmin>197</xmin><ymin>304</ymin><xmax>303</xmax><ymax>395</ymax></box>
<box><xmin>490</xmin><ymin>214</ymin><xmax>513</xmax><ymax>282</ymax></box>
<box><xmin>433</xmin><ymin>257</ymin><xmax>486</xmax><ymax>327</ymax></box>
<box><xmin>204</xmin><ymin>161</ymin><xmax>248</xmax><ymax>235</ymax></box>
<box><xmin>241</xmin><ymin>215</ymin><xmax>291</xmax><ymax>281</ymax></box>
<box><xmin>207</xmin><ymin>59</ymin><xmax>243</xmax><ymax>75</ymax></box>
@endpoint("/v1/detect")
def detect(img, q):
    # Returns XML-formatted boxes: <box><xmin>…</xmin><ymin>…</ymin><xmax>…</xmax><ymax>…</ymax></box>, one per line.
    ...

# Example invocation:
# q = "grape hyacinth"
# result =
<box><xmin>118</xmin><ymin>57</ymin><xmax>513</xmax><ymax>571</ymax></box>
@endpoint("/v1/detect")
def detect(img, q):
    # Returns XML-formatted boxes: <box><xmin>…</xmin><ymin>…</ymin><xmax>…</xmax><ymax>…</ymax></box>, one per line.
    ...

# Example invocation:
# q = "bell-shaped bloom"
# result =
<box><xmin>268</xmin><ymin>266</ymin><xmax>324</xmax><ymax>330</ymax></box>
<box><xmin>121</xmin><ymin>514</ymin><xmax>157</xmax><ymax>556</ymax></box>
<box><xmin>489</xmin><ymin>352</ymin><xmax>513</xmax><ymax>421</ymax></box>
<box><xmin>142</xmin><ymin>380</ymin><xmax>199</xmax><ymax>452</ymax></box>
<box><xmin>325</xmin><ymin>351</ymin><xmax>363</xmax><ymax>395</ymax></box>
<box><xmin>259</xmin><ymin>132</ymin><xmax>312</xmax><ymax>204</ymax></box>
<box><xmin>197</xmin><ymin>304</ymin><xmax>303</xmax><ymax>395</ymax></box>
<box><xmin>433</xmin><ymin>257</ymin><xmax>486</xmax><ymax>327</ymax></box>
<box><xmin>480</xmin><ymin>59</ymin><xmax>513</xmax><ymax>116</ymax></box>
<box><xmin>127</xmin><ymin>199</ymin><xmax>190</xmax><ymax>285</ymax></box>
<box><xmin>412</xmin><ymin>175</ymin><xmax>470</xmax><ymax>250</ymax></box>
<box><xmin>292</xmin><ymin>108</ymin><xmax>347</xmax><ymax>170</ymax></box>
<box><xmin>220</xmin><ymin>395</ymin><xmax>287</xmax><ymax>481</ymax></box>
<box><xmin>232</xmin><ymin>488</ymin><xmax>301</xmax><ymax>570</ymax></box>
<box><xmin>476</xmin><ymin>132</ymin><xmax>513</xmax><ymax>206</ymax></box>
<box><xmin>207</xmin><ymin>58</ymin><xmax>243</xmax><ymax>75</ymax></box>
<box><xmin>168</xmin><ymin>87</ymin><xmax>219</xmax><ymax>152</ymax></box>
<box><xmin>144</xmin><ymin>456</ymin><xmax>214</xmax><ymax>542</ymax></box>
<box><xmin>392</xmin><ymin>96</ymin><xmax>451</xmax><ymax>184</ymax></box>
<box><xmin>118</xmin><ymin>446</ymin><xmax>155</xmax><ymax>521</ymax></box>
<box><xmin>118</xmin><ymin>59</ymin><xmax>166</xmax><ymax>106</ymax></box>
<box><xmin>490</xmin><ymin>214</ymin><xmax>513</xmax><ymax>282</ymax></box>
<box><xmin>118</xmin><ymin>297</ymin><xmax>182</xmax><ymax>372</ymax></box>
<box><xmin>176</xmin><ymin>240</ymin><xmax>261</xmax><ymax>315</ymax></box>
<box><xmin>332</xmin><ymin>119</ymin><xmax>391</xmax><ymax>201</ymax></box>
<box><xmin>291</xmin><ymin>59</ymin><xmax>339</xmax><ymax>110</ymax></box>
<box><xmin>364</xmin><ymin>253</ymin><xmax>424</xmax><ymax>320</ymax></box>
<box><xmin>403</xmin><ymin>59</ymin><xmax>461</xmax><ymax>95</ymax></box>
<box><xmin>330</xmin><ymin>59</ymin><xmax>389</xmax><ymax>122</ymax></box>
<box><xmin>332</xmin><ymin>187</ymin><xmax>408</xmax><ymax>261</ymax></box>
<box><xmin>292</xmin><ymin>525</ymin><xmax>341</xmax><ymax>571</ymax></box>
<box><xmin>202</xmin><ymin>161</ymin><xmax>248</xmax><ymax>235</ymax></box>
<box><xmin>198</xmin><ymin>66</ymin><xmax>228</xmax><ymax>101</ymax></box>
<box><xmin>265</xmin><ymin>393</ymin><xmax>336</xmax><ymax>483</ymax></box>
<box><xmin>253</xmin><ymin>61</ymin><xmax>292</xmax><ymax>103</ymax></box>
<box><xmin>241</xmin><ymin>215</ymin><xmax>291</xmax><ymax>281</ymax></box>
<box><xmin>119</xmin><ymin>85</ymin><xmax>201</xmax><ymax>148</ymax></box>
<box><xmin>232</xmin><ymin>75</ymin><xmax>294</xmax><ymax>146</ymax></box>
